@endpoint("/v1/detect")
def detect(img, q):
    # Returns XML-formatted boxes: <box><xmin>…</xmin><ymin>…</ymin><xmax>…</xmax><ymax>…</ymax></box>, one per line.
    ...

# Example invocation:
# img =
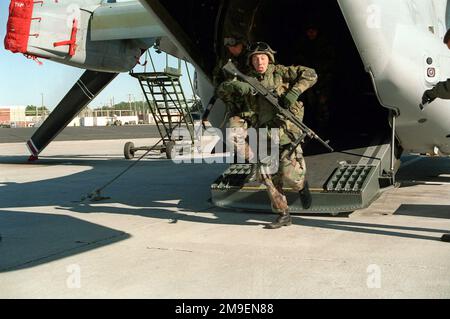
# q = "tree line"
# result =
<box><xmin>25</xmin><ymin>105</ymin><xmax>50</xmax><ymax>116</ymax></box>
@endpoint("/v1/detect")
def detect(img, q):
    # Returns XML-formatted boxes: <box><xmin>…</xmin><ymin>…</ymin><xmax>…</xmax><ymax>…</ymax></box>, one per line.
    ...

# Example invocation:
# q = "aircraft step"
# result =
<box><xmin>152</xmin><ymin>102</ymin><xmax>185</xmax><ymax>106</ymax></box>
<box><xmin>211</xmin><ymin>142</ymin><xmax>395</xmax><ymax>214</ymax></box>
<box><xmin>325</xmin><ymin>164</ymin><xmax>377</xmax><ymax>192</ymax></box>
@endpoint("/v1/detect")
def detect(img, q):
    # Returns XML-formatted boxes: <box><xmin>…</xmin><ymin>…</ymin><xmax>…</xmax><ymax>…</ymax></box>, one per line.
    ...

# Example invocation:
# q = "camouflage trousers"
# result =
<box><xmin>227</xmin><ymin>116</ymin><xmax>255</xmax><ymax>162</ymax></box>
<box><xmin>227</xmin><ymin>118</ymin><xmax>307</xmax><ymax>213</ymax></box>
<box><xmin>260</xmin><ymin>145</ymin><xmax>307</xmax><ymax>214</ymax></box>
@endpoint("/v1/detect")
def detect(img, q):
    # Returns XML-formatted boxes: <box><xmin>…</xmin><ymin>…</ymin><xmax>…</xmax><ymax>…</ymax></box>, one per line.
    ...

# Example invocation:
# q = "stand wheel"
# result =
<box><xmin>165</xmin><ymin>141</ymin><xmax>176</xmax><ymax>159</ymax></box>
<box><xmin>124</xmin><ymin>141</ymin><xmax>135</xmax><ymax>159</ymax></box>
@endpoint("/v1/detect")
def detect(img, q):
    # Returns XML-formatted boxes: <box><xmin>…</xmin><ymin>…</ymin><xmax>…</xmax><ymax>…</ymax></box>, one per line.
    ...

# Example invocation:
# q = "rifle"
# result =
<box><xmin>201</xmin><ymin>95</ymin><xmax>217</xmax><ymax>130</ymax></box>
<box><xmin>222</xmin><ymin>60</ymin><xmax>334</xmax><ymax>153</ymax></box>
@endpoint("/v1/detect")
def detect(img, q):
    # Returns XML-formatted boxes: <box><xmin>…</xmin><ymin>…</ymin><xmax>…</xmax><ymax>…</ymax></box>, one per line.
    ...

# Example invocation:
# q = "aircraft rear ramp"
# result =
<box><xmin>211</xmin><ymin>141</ymin><xmax>396</xmax><ymax>214</ymax></box>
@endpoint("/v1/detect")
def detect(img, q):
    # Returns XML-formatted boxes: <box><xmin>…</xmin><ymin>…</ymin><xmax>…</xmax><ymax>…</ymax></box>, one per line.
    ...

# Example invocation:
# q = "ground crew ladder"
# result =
<box><xmin>127</xmin><ymin>50</ymin><xmax>198</xmax><ymax>159</ymax></box>
<box><xmin>139</xmin><ymin>73</ymin><xmax>194</xmax><ymax>143</ymax></box>
<box><xmin>130</xmin><ymin>71</ymin><xmax>196</xmax><ymax>159</ymax></box>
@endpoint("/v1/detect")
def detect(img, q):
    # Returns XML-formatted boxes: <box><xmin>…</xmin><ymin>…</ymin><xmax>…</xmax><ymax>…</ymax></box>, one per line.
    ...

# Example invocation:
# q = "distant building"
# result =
<box><xmin>0</xmin><ymin>105</ymin><xmax>27</xmax><ymax>127</ymax></box>
<box><xmin>0</xmin><ymin>108</ymin><xmax>10</xmax><ymax>125</ymax></box>
<box><xmin>0</xmin><ymin>105</ymin><xmax>156</xmax><ymax>127</ymax></box>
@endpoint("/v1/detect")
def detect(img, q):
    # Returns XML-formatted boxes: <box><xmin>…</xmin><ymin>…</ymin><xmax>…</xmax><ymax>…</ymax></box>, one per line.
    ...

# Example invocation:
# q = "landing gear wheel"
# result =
<box><xmin>165</xmin><ymin>141</ymin><xmax>176</xmax><ymax>159</ymax></box>
<box><xmin>124</xmin><ymin>141</ymin><xmax>135</xmax><ymax>159</ymax></box>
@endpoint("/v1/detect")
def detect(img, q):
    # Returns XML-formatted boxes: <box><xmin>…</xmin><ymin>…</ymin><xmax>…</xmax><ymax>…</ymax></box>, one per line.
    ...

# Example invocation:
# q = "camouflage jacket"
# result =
<box><xmin>247</xmin><ymin>63</ymin><xmax>318</xmax><ymax>126</ymax></box>
<box><xmin>431</xmin><ymin>79</ymin><xmax>450</xmax><ymax>99</ymax></box>
<box><xmin>216</xmin><ymin>63</ymin><xmax>317</xmax><ymax>145</ymax></box>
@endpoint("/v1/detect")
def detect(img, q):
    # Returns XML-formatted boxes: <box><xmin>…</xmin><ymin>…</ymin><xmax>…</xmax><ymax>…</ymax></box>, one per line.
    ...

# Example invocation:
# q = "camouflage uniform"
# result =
<box><xmin>213</xmin><ymin>52</ymin><xmax>250</xmax><ymax>115</ymax></box>
<box><xmin>249</xmin><ymin>64</ymin><xmax>317</xmax><ymax>214</ymax></box>
<box><xmin>422</xmin><ymin>78</ymin><xmax>450</xmax><ymax>107</ymax></box>
<box><xmin>214</xmin><ymin>48</ymin><xmax>255</xmax><ymax>161</ymax></box>
<box><xmin>216</xmin><ymin>73</ymin><xmax>256</xmax><ymax>162</ymax></box>
<box><xmin>217</xmin><ymin>63</ymin><xmax>318</xmax><ymax>213</ymax></box>
<box><xmin>428</xmin><ymin>79</ymin><xmax>450</xmax><ymax>99</ymax></box>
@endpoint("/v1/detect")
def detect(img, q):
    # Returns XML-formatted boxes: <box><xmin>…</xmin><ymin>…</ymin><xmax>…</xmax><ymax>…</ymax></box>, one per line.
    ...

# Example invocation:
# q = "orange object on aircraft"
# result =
<box><xmin>4</xmin><ymin>0</ymin><xmax>34</xmax><ymax>54</ymax></box>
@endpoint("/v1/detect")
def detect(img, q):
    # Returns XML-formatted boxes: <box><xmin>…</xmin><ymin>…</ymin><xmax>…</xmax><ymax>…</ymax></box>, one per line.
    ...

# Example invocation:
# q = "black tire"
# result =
<box><xmin>124</xmin><ymin>141</ymin><xmax>135</xmax><ymax>159</ymax></box>
<box><xmin>441</xmin><ymin>234</ymin><xmax>450</xmax><ymax>242</ymax></box>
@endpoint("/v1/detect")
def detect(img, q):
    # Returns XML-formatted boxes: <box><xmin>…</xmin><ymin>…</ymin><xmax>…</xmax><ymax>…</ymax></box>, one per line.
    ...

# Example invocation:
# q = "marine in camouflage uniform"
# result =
<box><xmin>213</xmin><ymin>35</ymin><xmax>254</xmax><ymax>162</ymax></box>
<box><xmin>213</xmin><ymin>35</ymin><xmax>249</xmax><ymax>100</ymax></box>
<box><xmin>217</xmin><ymin>42</ymin><xmax>318</xmax><ymax>229</ymax></box>
<box><xmin>213</xmin><ymin>39</ymin><xmax>248</xmax><ymax>88</ymax></box>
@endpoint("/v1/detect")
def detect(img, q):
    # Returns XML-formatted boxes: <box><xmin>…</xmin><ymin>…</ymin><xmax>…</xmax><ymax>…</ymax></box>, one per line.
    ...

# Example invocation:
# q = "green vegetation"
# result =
<box><xmin>95</xmin><ymin>101</ymin><xmax>151</xmax><ymax>111</ymax></box>
<box><xmin>25</xmin><ymin>105</ymin><xmax>50</xmax><ymax>116</ymax></box>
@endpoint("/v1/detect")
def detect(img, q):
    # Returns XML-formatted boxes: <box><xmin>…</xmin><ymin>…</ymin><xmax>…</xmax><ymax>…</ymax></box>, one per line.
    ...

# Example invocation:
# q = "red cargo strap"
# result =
<box><xmin>4</xmin><ymin>0</ymin><xmax>35</xmax><ymax>54</ymax></box>
<box><xmin>135</xmin><ymin>49</ymin><xmax>148</xmax><ymax>66</ymax></box>
<box><xmin>53</xmin><ymin>18</ymin><xmax>78</xmax><ymax>56</ymax></box>
<box><xmin>24</xmin><ymin>53</ymin><xmax>43</xmax><ymax>65</ymax></box>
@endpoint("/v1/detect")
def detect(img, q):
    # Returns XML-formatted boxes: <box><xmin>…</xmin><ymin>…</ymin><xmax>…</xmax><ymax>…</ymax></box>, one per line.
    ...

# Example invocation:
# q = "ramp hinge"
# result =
<box><xmin>389</xmin><ymin>110</ymin><xmax>398</xmax><ymax>185</ymax></box>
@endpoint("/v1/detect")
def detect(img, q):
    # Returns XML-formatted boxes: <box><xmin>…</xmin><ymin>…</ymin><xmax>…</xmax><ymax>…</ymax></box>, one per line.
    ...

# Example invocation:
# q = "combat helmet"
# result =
<box><xmin>247</xmin><ymin>42</ymin><xmax>276</xmax><ymax>64</ymax></box>
<box><xmin>223</xmin><ymin>33</ymin><xmax>247</xmax><ymax>47</ymax></box>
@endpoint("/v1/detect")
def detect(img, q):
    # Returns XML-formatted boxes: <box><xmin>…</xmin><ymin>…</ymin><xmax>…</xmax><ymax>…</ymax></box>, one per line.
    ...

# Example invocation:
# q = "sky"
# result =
<box><xmin>0</xmin><ymin>0</ymin><xmax>195</xmax><ymax>110</ymax></box>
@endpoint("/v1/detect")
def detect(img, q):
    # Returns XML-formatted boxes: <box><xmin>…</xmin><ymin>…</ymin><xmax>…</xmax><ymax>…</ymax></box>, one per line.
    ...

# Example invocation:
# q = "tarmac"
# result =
<box><xmin>0</xmin><ymin>130</ymin><xmax>449</xmax><ymax>298</ymax></box>
<box><xmin>0</xmin><ymin>125</ymin><xmax>161</xmax><ymax>143</ymax></box>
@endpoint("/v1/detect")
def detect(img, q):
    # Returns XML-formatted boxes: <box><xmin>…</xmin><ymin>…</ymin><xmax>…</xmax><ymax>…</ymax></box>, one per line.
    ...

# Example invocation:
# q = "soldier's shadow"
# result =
<box><xmin>292</xmin><ymin>213</ymin><xmax>449</xmax><ymax>242</ymax></box>
<box><xmin>60</xmin><ymin>199</ymin><xmax>449</xmax><ymax>242</ymax></box>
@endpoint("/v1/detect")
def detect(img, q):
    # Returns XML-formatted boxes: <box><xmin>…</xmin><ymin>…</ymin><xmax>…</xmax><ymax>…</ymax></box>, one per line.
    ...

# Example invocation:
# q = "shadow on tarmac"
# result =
<box><xmin>0</xmin><ymin>210</ymin><xmax>130</xmax><ymax>272</ymax></box>
<box><xmin>1</xmin><ymin>154</ymin><xmax>449</xmax><ymax>272</ymax></box>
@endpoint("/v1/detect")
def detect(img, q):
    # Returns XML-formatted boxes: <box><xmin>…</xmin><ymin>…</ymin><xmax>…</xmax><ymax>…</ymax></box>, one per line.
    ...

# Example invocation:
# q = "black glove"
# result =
<box><xmin>422</xmin><ymin>89</ymin><xmax>437</xmax><ymax>105</ymax></box>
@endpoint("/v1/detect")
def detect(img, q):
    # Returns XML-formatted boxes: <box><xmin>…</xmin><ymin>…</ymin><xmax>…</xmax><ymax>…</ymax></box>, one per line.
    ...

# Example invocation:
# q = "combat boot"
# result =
<box><xmin>299</xmin><ymin>181</ymin><xmax>312</xmax><ymax>209</ymax></box>
<box><xmin>265</xmin><ymin>212</ymin><xmax>292</xmax><ymax>229</ymax></box>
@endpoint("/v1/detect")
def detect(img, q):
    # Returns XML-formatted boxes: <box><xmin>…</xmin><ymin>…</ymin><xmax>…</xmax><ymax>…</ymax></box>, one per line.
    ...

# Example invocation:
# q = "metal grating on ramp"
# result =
<box><xmin>212</xmin><ymin>164</ymin><xmax>254</xmax><ymax>190</ymax></box>
<box><xmin>325</xmin><ymin>165</ymin><xmax>377</xmax><ymax>193</ymax></box>
<box><xmin>210</xmin><ymin>143</ymin><xmax>394</xmax><ymax>214</ymax></box>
